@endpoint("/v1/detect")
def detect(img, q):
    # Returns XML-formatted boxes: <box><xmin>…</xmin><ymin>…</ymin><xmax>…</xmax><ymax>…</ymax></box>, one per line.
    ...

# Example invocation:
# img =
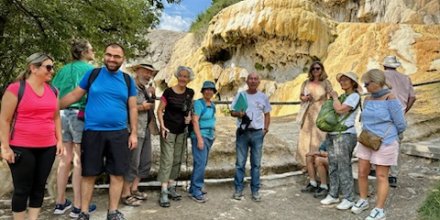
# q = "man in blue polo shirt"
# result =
<box><xmin>60</xmin><ymin>43</ymin><xmax>138</xmax><ymax>220</ymax></box>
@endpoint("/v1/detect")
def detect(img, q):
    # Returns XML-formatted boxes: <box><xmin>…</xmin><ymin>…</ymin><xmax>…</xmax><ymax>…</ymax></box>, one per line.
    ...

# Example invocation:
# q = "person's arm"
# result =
<box><xmin>388</xmin><ymin>96</ymin><xmax>407</xmax><ymax>133</ymax></box>
<box><xmin>405</xmin><ymin>96</ymin><xmax>416</xmax><ymax>113</ymax></box>
<box><xmin>157</xmin><ymin>97</ymin><xmax>169</xmax><ymax>139</ymax></box>
<box><xmin>54</xmin><ymin>100</ymin><xmax>64</xmax><ymax>156</ymax></box>
<box><xmin>0</xmin><ymin>91</ymin><xmax>17</xmax><ymax>163</ymax></box>
<box><xmin>60</xmin><ymin>87</ymin><xmax>86</xmax><ymax>109</ymax></box>
<box><xmin>264</xmin><ymin>112</ymin><xmax>270</xmax><ymax>135</ymax></box>
<box><xmin>128</xmin><ymin>96</ymin><xmax>138</xmax><ymax>150</ymax></box>
<box><xmin>331</xmin><ymin>92</ymin><xmax>358</xmax><ymax>114</ymax></box>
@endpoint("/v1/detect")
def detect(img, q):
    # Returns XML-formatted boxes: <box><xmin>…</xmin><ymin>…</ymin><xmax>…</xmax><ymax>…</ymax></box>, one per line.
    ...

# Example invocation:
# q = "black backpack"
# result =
<box><xmin>10</xmin><ymin>80</ymin><xmax>58</xmax><ymax>139</ymax></box>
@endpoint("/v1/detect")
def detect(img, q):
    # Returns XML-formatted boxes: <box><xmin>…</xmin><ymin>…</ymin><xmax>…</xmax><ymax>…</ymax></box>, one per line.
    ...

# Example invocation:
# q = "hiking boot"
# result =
<box><xmin>70</xmin><ymin>204</ymin><xmax>97</xmax><ymax>218</ymax></box>
<box><xmin>159</xmin><ymin>190</ymin><xmax>170</xmax><ymax>208</ymax></box>
<box><xmin>54</xmin><ymin>199</ymin><xmax>72</xmax><ymax>215</ymax></box>
<box><xmin>232</xmin><ymin>191</ymin><xmax>243</xmax><ymax>200</ymax></box>
<box><xmin>389</xmin><ymin>176</ymin><xmax>397</xmax><ymax>188</ymax></box>
<box><xmin>190</xmin><ymin>194</ymin><xmax>208</xmax><ymax>203</ymax></box>
<box><xmin>168</xmin><ymin>186</ymin><xmax>182</xmax><ymax>201</ymax></box>
<box><xmin>320</xmin><ymin>195</ymin><xmax>340</xmax><ymax>205</ymax></box>
<box><xmin>301</xmin><ymin>183</ymin><xmax>318</xmax><ymax>193</ymax></box>
<box><xmin>365</xmin><ymin>208</ymin><xmax>386</xmax><ymax>220</ymax></box>
<box><xmin>351</xmin><ymin>199</ymin><xmax>369</xmax><ymax>214</ymax></box>
<box><xmin>76</xmin><ymin>212</ymin><xmax>89</xmax><ymax>220</ymax></box>
<box><xmin>251</xmin><ymin>191</ymin><xmax>262</xmax><ymax>202</ymax></box>
<box><xmin>107</xmin><ymin>210</ymin><xmax>126</xmax><ymax>220</ymax></box>
<box><xmin>336</xmin><ymin>199</ymin><xmax>354</xmax><ymax>210</ymax></box>
<box><xmin>313</xmin><ymin>187</ymin><xmax>328</xmax><ymax>199</ymax></box>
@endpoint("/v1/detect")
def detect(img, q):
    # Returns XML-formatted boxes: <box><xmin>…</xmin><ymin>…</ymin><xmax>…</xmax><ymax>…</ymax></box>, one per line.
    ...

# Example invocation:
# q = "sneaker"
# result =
<box><xmin>365</xmin><ymin>208</ymin><xmax>386</xmax><ymax>220</ymax></box>
<box><xmin>301</xmin><ymin>183</ymin><xmax>318</xmax><ymax>193</ymax></box>
<box><xmin>76</xmin><ymin>212</ymin><xmax>89</xmax><ymax>220</ymax></box>
<box><xmin>232</xmin><ymin>191</ymin><xmax>243</xmax><ymax>200</ymax></box>
<box><xmin>70</xmin><ymin>204</ymin><xmax>97</xmax><ymax>218</ymax></box>
<box><xmin>313</xmin><ymin>187</ymin><xmax>328</xmax><ymax>199</ymax></box>
<box><xmin>320</xmin><ymin>195</ymin><xmax>340</xmax><ymax>205</ymax></box>
<box><xmin>389</xmin><ymin>176</ymin><xmax>397</xmax><ymax>188</ymax></box>
<box><xmin>54</xmin><ymin>199</ymin><xmax>72</xmax><ymax>214</ymax></box>
<box><xmin>351</xmin><ymin>199</ymin><xmax>369</xmax><ymax>214</ymax></box>
<box><xmin>336</xmin><ymin>199</ymin><xmax>354</xmax><ymax>210</ymax></box>
<box><xmin>190</xmin><ymin>194</ymin><xmax>208</xmax><ymax>203</ymax></box>
<box><xmin>168</xmin><ymin>186</ymin><xmax>182</xmax><ymax>201</ymax></box>
<box><xmin>251</xmin><ymin>191</ymin><xmax>262</xmax><ymax>202</ymax></box>
<box><xmin>107</xmin><ymin>210</ymin><xmax>126</xmax><ymax>220</ymax></box>
<box><xmin>159</xmin><ymin>190</ymin><xmax>170</xmax><ymax>208</ymax></box>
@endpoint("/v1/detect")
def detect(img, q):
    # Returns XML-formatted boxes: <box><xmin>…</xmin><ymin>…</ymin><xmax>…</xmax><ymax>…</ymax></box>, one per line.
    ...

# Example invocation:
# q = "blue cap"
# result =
<box><xmin>201</xmin><ymin>81</ymin><xmax>217</xmax><ymax>93</ymax></box>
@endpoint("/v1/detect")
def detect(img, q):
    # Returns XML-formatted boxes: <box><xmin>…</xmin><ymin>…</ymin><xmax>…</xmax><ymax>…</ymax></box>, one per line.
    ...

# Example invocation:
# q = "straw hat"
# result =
<box><xmin>129</xmin><ymin>63</ymin><xmax>158</xmax><ymax>75</ymax></box>
<box><xmin>336</xmin><ymin>71</ymin><xmax>363</xmax><ymax>93</ymax></box>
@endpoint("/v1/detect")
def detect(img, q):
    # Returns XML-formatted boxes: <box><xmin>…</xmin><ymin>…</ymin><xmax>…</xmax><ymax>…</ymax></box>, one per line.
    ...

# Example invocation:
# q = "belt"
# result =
<box><xmin>247</xmin><ymin>128</ymin><xmax>262</xmax><ymax>132</ymax></box>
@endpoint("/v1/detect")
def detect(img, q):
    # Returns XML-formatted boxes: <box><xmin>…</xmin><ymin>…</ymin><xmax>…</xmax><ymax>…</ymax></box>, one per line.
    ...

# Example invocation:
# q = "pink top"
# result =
<box><xmin>7</xmin><ymin>81</ymin><xmax>58</xmax><ymax>147</ymax></box>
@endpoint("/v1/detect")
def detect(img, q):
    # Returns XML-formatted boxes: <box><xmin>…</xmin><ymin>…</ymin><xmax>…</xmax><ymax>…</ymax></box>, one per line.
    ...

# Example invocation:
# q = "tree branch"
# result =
<box><xmin>12</xmin><ymin>0</ymin><xmax>47</xmax><ymax>38</ymax></box>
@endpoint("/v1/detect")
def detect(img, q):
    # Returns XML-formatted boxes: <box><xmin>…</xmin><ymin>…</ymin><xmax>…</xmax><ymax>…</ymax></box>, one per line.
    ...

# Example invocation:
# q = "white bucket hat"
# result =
<box><xmin>383</xmin><ymin>56</ymin><xmax>401</xmax><ymax>68</ymax></box>
<box><xmin>336</xmin><ymin>71</ymin><xmax>363</xmax><ymax>93</ymax></box>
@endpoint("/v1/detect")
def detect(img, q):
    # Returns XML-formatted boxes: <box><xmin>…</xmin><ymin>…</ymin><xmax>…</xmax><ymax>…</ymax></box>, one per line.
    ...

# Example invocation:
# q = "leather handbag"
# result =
<box><xmin>358</xmin><ymin>124</ymin><xmax>392</xmax><ymax>151</ymax></box>
<box><xmin>358</xmin><ymin>130</ymin><xmax>382</xmax><ymax>151</ymax></box>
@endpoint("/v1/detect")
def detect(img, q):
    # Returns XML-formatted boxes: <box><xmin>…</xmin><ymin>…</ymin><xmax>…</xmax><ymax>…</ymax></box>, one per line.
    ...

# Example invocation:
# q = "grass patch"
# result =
<box><xmin>419</xmin><ymin>181</ymin><xmax>440</xmax><ymax>219</ymax></box>
<box><xmin>189</xmin><ymin>0</ymin><xmax>243</xmax><ymax>34</ymax></box>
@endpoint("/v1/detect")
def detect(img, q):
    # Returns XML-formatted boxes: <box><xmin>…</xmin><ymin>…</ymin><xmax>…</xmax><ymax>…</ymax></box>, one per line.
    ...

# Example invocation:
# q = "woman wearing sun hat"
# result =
<box><xmin>188</xmin><ymin>81</ymin><xmax>217</xmax><ymax>203</ymax></box>
<box><xmin>320</xmin><ymin>72</ymin><xmax>361</xmax><ymax>210</ymax></box>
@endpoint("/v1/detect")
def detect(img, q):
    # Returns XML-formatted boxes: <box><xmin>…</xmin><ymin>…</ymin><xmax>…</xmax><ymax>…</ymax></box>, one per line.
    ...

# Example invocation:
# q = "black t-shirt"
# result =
<box><xmin>163</xmin><ymin>87</ymin><xmax>194</xmax><ymax>134</ymax></box>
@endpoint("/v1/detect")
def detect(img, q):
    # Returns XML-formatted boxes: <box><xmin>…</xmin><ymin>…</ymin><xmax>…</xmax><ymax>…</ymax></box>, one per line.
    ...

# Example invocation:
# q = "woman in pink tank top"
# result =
<box><xmin>0</xmin><ymin>52</ymin><xmax>63</xmax><ymax>220</ymax></box>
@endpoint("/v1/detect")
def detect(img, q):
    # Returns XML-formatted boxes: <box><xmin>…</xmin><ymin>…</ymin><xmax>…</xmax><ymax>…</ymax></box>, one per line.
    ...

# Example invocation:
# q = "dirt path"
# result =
<box><xmin>1</xmin><ymin>152</ymin><xmax>439</xmax><ymax>220</ymax></box>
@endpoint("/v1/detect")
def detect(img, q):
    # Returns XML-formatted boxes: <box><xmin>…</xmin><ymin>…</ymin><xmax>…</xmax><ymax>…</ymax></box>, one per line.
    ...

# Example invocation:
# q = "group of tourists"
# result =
<box><xmin>0</xmin><ymin>39</ymin><xmax>271</xmax><ymax>220</ymax></box>
<box><xmin>297</xmin><ymin>57</ymin><xmax>415</xmax><ymax>220</ymax></box>
<box><xmin>0</xmin><ymin>36</ymin><xmax>415</xmax><ymax>220</ymax></box>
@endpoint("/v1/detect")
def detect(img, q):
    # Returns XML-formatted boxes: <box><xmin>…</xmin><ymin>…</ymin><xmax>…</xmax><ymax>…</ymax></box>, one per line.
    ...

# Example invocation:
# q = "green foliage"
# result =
<box><xmin>419</xmin><ymin>182</ymin><xmax>440</xmax><ymax>220</ymax></box>
<box><xmin>266</xmin><ymin>64</ymin><xmax>273</xmax><ymax>71</ymax></box>
<box><xmin>189</xmin><ymin>0</ymin><xmax>243</xmax><ymax>34</ymax></box>
<box><xmin>0</xmin><ymin>0</ymin><xmax>179</xmax><ymax>93</ymax></box>
<box><xmin>254</xmin><ymin>62</ymin><xmax>264</xmax><ymax>71</ymax></box>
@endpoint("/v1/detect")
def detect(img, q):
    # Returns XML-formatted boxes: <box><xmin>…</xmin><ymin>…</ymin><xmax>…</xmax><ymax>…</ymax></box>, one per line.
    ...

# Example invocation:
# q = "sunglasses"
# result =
<box><xmin>364</xmin><ymin>82</ymin><xmax>371</xmax><ymax>87</ymax></box>
<box><xmin>41</xmin><ymin>64</ymin><xmax>54</xmax><ymax>72</ymax></box>
<box><xmin>312</xmin><ymin>67</ymin><xmax>321</xmax><ymax>71</ymax></box>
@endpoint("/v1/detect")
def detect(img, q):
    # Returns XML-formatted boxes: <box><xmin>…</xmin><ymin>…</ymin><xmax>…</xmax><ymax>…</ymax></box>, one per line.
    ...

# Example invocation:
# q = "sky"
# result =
<box><xmin>158</xmin><ymin>0</ymin><xmax>212</xmax><ymax>32</ymax></box>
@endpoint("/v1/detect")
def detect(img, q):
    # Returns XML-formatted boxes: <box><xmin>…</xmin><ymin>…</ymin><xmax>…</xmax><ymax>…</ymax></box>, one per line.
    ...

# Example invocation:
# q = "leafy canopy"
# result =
<box><xmin>0</xmin><ymin>0</ymin><xmax>179</xmax><ymax>91</ymax></box>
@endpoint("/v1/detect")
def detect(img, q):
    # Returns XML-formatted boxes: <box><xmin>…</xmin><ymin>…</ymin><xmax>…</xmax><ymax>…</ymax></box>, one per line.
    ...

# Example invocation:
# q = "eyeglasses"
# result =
<box><xmin>104</xmin><ymin>53</ymin><xmax>123</xmax><ymax>59</ymax></box>
<box><xmin>43</xmin><ymin>64</ymin><xmax>54</xmax><ymax>72</ymax></box>
<box><xmin>312</xmin><ymin>67</ymin><xmax>321</xmax><ymax>71</ymax></box>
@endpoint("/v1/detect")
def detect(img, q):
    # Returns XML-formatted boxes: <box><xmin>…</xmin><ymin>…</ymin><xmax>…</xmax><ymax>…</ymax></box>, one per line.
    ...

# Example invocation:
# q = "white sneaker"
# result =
<box><xmin>320</xmin><ymin>195</ymin><xmax>340</xmax><ymax>205</ymax></box>
<box><xmin>365</xmin><ymin>208</ymin><xmax>386</xmax><ymax>220</ymax></box>
<box><xmin>351</xmin><ymin>199</ymin><xmax>369</xmax><ymax>214</ymax></box>
<box><xmin>336</xmin><ymin>199</ymin><xmax>354</xmax><ymax>210</ymax></box>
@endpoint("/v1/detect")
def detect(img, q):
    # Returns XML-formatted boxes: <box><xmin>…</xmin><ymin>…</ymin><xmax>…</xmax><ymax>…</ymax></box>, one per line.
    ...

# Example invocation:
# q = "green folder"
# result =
<box><xmin>233</xmin><ymin>92</ymin><xmax>248</xmax><ymax>112</ymax></box>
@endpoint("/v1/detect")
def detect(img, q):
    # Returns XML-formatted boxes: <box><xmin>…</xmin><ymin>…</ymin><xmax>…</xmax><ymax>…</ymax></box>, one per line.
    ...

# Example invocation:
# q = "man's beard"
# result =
<box><xmin>104</xmin><ymin>61</ymin><xmax>122</xmax><ymax>72</ymax></box>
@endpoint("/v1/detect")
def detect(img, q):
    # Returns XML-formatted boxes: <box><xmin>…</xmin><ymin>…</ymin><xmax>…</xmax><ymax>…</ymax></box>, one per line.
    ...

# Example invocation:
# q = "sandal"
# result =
<box><xmin>121</xmin><ymin>195</ymin><xmax>142</xmax><ymax>207</ymax></box>
<box><xmin>132</xmin><ymin>190</ymin><xmax>148</xmax><ymax>200</ymax></box>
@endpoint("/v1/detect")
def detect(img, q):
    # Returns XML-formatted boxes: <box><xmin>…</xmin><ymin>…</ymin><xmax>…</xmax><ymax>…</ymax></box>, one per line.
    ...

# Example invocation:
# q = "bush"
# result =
<box><xmin>419</xmin><ymin>181</ymin><xmax>440</xmax><ymax>219</ymax></box>
<box><xmin>190</xmin><ymin>0</ymin><xmax>243</xmax><ymax>34</ymax></box>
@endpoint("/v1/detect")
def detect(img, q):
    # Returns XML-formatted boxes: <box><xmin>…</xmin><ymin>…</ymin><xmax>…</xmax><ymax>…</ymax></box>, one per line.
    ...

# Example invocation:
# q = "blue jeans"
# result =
<box><xmin>234</xmin><ymin>129</ymin><xmax>264</xmax><ymax>193</ymax></box>
<box><xmin>190</xmin><ymin>136</ymin><xmax>214</xmax><ymax>197</ymax></box>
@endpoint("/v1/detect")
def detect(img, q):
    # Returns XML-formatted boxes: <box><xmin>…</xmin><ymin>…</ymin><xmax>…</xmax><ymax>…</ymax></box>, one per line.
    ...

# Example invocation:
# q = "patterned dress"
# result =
<box><xmin>296</xmin><ymin>79</ymin><xmax>332</xmax><ymax>166</ymax></box>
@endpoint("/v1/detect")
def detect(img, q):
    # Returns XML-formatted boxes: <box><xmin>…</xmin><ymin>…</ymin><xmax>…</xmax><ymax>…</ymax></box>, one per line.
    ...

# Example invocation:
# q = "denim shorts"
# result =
<box><xmin>61</xmin><ymin>109</ymin><xmax>84</xmax><ymax>143</ymax></box>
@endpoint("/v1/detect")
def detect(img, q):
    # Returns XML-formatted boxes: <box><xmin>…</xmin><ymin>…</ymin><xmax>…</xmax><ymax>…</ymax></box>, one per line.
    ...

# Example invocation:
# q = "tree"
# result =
<box><xmin>0</xmin><ymin>0</ymin><xmax>180</xmax><ymax>93</ymax></box>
